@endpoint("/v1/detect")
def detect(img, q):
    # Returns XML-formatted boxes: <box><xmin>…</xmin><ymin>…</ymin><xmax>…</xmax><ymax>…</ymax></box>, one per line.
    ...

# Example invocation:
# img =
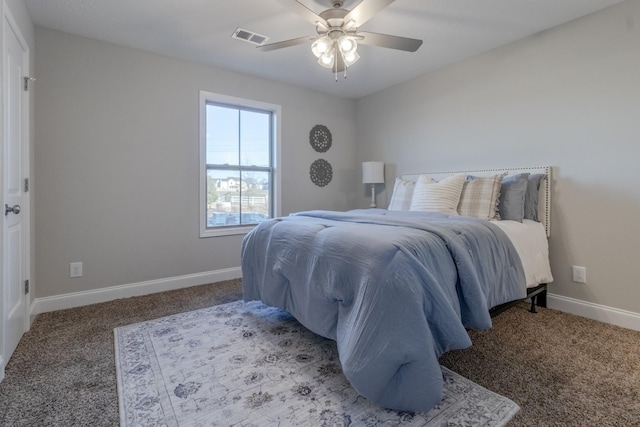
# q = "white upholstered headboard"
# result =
<box><xmin>401</xmin><ymin>166</ymin><xmax>552</xmax><ymax>237</ymax></box>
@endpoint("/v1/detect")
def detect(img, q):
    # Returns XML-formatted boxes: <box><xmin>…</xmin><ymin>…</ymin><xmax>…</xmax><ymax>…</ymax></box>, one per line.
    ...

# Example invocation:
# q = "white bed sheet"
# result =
<box><xmin>492</xmin><ymin>219</ymin><xmax>553</xmax><ymax>288</ymax></box>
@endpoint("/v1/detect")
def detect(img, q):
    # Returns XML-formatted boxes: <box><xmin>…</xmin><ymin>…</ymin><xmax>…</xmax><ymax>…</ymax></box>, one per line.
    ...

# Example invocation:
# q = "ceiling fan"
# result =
<box><xmin>259</xmin><ymin>0</ymin><xmax>423</xmax><ymax>78</ymax></box>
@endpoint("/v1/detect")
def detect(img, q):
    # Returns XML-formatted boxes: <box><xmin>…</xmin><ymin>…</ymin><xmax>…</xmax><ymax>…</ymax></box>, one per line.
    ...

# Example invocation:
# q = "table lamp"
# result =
<box><xmin>362</xmin><ymin>161</ymin><xmax>385</xmax><ymax>208</ymax></box>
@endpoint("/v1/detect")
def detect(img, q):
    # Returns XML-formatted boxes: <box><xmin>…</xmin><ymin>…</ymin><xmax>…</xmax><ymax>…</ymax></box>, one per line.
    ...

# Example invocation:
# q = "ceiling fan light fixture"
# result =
<box><xmin>342</xmin><ymin>51</ymin><xmax>360</xmax><ymax>66</ymax></box>
<box><xmin>318</xmin><ymin>49</ymin><xmax>336</xmax><ymax>68</ymax></box>
<box><xmin>311</xmin><ymin>36</ymin><xmax>333</xmax><ymax>58</ymax></box>
<box><xmin>260</xmin><ymin>0</ymin><xmax>423</xmax><ymax>79</ymax></box>
<box><xmin>338</xmin><ymin>36</ymin><xmax>357</xmax><ymax>55</ymax></box>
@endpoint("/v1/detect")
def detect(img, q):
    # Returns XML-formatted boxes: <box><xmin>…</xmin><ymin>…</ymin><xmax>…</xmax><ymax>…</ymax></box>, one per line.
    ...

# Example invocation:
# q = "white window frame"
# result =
<box><xmin>199</xmin><ymin>91</ymin><xmax>281</xmax><ymax>238</ymax></box>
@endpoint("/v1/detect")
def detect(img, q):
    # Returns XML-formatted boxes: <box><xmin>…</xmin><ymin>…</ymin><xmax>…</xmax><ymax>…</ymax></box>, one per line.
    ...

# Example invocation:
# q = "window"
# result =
<box><xmin>199</xmin><ymin>92</ymin><xmax>280</xmax><ymax>237</ymax></box>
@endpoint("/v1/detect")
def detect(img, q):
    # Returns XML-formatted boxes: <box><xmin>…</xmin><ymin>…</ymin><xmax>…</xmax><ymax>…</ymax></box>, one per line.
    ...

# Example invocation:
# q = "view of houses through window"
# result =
<box><xmin>204</xmin><ymin>100</ymin><xmax>273</xmax><ymax>229</ymax></box>
<box><xmin>206</xmin><ymin>171</ymin><xmax>270</xmax><ymax>227</ymax></box>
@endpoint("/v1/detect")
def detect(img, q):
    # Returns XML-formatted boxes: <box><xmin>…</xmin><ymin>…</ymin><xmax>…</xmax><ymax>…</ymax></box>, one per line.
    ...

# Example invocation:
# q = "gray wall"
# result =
<box><xmin>32</xmin><ymin>0</ymin><xmax>640</xmax><ymax>317</ymax></box>
<box><xmin>356</xmin><ymin>0</ymin><xmax>640</xmax><ymax>313</ymax></box>
<box><xmin>34</xmin><ymin>28</ymin><xmax>356</xmax><ymax>298</ymax></box>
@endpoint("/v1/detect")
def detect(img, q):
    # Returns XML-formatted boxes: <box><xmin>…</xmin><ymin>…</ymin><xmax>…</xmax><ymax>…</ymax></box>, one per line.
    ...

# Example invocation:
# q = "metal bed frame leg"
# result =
<box><xmin>528</xmin><ymin>284</ymin><xmax>548</xmax><ymax>313</ymax></box>
<box><xmin>489</xmin><ymin>284</ymin><xmax>547</xmax><ymax>318</ymax></box>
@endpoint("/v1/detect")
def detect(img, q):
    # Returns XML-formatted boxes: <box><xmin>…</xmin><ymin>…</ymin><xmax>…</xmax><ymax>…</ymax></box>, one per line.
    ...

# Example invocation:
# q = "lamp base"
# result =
<box><xmin>370</xmin><ymin>184</ymin><xmax>377</xmax><ymax>208</ymax></box>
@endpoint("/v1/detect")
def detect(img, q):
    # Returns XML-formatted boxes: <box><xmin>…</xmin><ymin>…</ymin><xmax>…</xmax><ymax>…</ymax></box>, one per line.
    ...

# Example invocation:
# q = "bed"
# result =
<box><xmin>241</xmin><ymin>166</ymin><xmax>553</xmax><ymax>412</ymax></box>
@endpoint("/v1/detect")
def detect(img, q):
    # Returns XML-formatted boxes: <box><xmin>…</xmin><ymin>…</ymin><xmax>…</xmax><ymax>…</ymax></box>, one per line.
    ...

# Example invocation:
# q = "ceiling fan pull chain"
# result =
<box><xmin>334</xmin><ymin>48</ymin><xmax>339</xmax><ymax>82</ymax></box>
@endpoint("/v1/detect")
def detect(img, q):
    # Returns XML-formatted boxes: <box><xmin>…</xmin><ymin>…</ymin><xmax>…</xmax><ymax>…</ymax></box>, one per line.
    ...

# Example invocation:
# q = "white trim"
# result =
<box><xmin>0</xmin><ymin>357</ymin><xmax>4</xmax><ymax>383</ymax></box>
<box><xmin>547</xmin><ymin>293</ymin><xmax>640</xmax><ymax>332</ymax></box>
<box><xmin>30</xmin><ymin>267</ymin><xmax>242</xmax><ymax>316</ymax></box>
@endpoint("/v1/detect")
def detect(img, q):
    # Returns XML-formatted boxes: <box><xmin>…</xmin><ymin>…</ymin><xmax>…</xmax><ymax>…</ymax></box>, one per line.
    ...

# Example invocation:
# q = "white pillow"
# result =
<box><xmin>388</xmin><ymin>178</ymin><xmax>419</xmax><ymax>211</ymax></box>
<box><xmin>409</xmin><ymin>173</ymin><xmax>466</xmax><ymax>215</ymax></box>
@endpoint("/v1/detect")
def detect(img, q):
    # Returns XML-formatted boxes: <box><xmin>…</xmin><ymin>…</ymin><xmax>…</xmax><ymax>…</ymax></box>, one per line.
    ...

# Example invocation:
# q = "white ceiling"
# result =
<box><xmin>25</xmin><ymin>0</ymin><xmax>626</xmax><ymax>99</ymax></box>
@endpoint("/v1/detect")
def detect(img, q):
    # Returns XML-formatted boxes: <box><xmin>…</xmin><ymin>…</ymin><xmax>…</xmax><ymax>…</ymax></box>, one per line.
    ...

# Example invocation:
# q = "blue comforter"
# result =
<box><xmin>241</xmin><ymin>209</ymin><xmax>525</xmax><ymax>412</ymax></box>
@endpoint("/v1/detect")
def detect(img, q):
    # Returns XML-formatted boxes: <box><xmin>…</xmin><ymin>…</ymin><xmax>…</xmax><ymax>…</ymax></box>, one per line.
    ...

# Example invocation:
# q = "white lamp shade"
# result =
<box><xmin>318</xmin><ymin>50</ymin><xmax>335</xmax><ymax>68</ymax></box>
<box><xmin>311</xmin><ymin>36</ymin><xmax>332</xmax><ymax>58</ymax></box>
<box><xmin>338</xmin><ymin>36</ymin><xmax>357</xmax><ymax>55</ymax></box>
<box><xmin>342</xmin><ymin>51</ymin><xmax>360</xmax><ymax>67</ymax></box>
<box><xmin>362</xmin><ymin>161</ymin><xmax>385</xmax><ymax>184</ymax></box>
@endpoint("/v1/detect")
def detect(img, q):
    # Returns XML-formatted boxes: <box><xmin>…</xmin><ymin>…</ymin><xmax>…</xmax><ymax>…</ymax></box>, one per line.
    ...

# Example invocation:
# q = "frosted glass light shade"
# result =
<box><xmin>338</xmin><ymin>36</ymin><xmax>357</xmax><ymax>55</ymax></box>
<box><xmin>362</xmin><ymin>161</ymin><xmax>385</xmax><ymax>184</ymax></box>
<box><xmin>318</xmin><ymin>50</ymin><xmax>335</xmax><ymax>68</ymax></box>
<box><xmin>342</xmin><ymin>51</ymin><xmax>360</xmax><ymax>66</ymax></box>
<box><xmin>311</xmin><ymin>36</ymin><xmax>332</xmax><ymax>58</ymax></box>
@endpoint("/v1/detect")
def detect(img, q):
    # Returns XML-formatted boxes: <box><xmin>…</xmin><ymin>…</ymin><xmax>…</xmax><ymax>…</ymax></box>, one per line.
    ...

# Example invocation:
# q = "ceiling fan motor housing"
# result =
<box><xmin>318</xmin><ymin>8</ymin><xmax>349</xmax><ymax>32</ymax></box>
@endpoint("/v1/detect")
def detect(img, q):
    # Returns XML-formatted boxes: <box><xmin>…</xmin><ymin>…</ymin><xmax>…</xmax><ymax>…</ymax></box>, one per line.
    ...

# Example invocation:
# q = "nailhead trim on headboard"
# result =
<box><xmin>401</xmin><ymin>166</ymin><xmax>551</xmax><ymax>237</ymax></box>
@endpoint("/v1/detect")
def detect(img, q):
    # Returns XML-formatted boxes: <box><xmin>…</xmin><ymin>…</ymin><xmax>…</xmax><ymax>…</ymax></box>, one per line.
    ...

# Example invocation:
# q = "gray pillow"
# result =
<box><xmin>498</xmin><ymin>173</ymin><xmax>529</xmax><ymax>222</ymax></box>
<box><xmin>524</xmin><ymin>174</ymin><xmax>547</xmax><ymax>221</ymax></box>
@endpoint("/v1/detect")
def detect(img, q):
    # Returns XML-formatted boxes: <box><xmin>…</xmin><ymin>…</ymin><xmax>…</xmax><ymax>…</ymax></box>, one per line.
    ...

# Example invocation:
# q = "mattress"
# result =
<box><xmin>492</xmin><ymin>219</ymin><xmax>553</xmax><ymax>288</ymax></box>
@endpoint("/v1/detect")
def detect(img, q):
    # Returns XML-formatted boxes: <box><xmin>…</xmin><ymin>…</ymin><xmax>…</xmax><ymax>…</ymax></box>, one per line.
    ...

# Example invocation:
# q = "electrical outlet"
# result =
<box><xmin>70</xmin><ymin>262</ymin><xmax>83</xmax><ymax>278</ymax></box>
<box><xmin>572</xmin><ymin>266</ymin><xmax>587</xmax><ymax>284</ymax></box>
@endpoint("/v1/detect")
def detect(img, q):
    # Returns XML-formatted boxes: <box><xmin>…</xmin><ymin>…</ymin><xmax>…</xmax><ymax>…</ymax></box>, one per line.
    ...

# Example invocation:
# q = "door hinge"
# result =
<box><xmin>24</xmin><ymin>76</ymin><xmax>36</xmax><ymax>91</ymax></box>
<box><xmin>25</xmin><ymin>280</ymin><xmax>30</xmax><ymax>294</ymax></box>
<box><xmin>24</xmin><ymin>177</ymin><xmax>29</xmax><ymax>193</ymax></box>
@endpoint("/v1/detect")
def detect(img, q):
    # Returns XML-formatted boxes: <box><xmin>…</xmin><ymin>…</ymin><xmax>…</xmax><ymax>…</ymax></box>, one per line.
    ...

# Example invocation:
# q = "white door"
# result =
<box><xmin>1</xmin><ymin>12</ymin><xmax>30</xmax><ymax>380</ymax></box>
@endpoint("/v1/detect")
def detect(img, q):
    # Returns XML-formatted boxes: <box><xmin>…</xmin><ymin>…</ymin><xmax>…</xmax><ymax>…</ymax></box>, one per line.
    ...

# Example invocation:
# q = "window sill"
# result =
<box><xmin>200</xmin><ymin>225</ymin><xmax>256</xmax><ymax>238</ymax></box>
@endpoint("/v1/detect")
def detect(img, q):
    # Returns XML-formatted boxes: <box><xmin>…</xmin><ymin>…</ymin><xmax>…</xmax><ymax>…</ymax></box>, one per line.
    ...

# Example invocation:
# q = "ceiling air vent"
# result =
<box><xmin>232</xmin><ymin>28</ymin><xmax>269</xmax><ymax>46</ymax></box>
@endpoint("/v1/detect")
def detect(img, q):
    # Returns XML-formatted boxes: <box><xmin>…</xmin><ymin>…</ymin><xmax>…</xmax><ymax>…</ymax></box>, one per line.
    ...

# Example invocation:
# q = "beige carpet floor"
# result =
<box><xmin>1</xmin><ymin>279</ymin><xmax>639</xmax><ymax>426</ymax></box>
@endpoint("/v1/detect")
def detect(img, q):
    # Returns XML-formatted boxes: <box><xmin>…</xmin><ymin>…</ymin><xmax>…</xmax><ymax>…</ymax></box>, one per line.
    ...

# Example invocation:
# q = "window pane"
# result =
<box><xmin>206</xmin><ymin>169</ymin><xmax>270</xmax><ymax>228</ymax></box>
<box><xmin>240</xmin><ymin>170</ymin><xmax>270</xmax><ymax>224</ymax></box>
<box><xmin>240</xmin><ymin>110</ymin><xmax>270</xmax><ymax>167</ymax></box>
<box><xmin>206</xmin><ymin>170</ymin><xmax>241</xmax><ymax>228</ymax></box>
<box><xmin>206</xmin><ymin>104</ymin><xmax>239</xmax><ymax>165</ymax></box>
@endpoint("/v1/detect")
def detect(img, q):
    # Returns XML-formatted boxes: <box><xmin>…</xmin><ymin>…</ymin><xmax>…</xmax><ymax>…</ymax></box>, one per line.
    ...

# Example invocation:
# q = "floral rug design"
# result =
<box><xmin>114</xmin><ymin>300</ymin><xmax>519</xmax><ymax>426</ymax></box>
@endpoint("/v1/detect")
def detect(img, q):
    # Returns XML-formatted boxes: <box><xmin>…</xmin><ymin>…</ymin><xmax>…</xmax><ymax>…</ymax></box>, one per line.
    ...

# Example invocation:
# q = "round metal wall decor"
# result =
<box><xmin>309</xmin><ymin>124</ymin><xmax>332</xmax><ymax>153</ymax></box>
<box><xmin>309</xmin><ymin>159</ymin><xmax>333</xmax><ymax>187</ymax></box>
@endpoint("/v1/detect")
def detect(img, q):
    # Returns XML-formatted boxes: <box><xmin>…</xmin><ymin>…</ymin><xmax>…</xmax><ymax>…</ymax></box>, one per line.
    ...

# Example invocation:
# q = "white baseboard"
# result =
<box><xmin>547</xmin><ymin>293</ymin><xmax>640</xmax><ymax>332</ymax></box>
<box><xmin>30</xmin><ymin>267</ymin><xmax>242</xmax><ymax>316</ymax></box>
<box><xmin>0</xmin><ymin>357</ymin><xmax>5</xmax><ymax>383</ymax></box>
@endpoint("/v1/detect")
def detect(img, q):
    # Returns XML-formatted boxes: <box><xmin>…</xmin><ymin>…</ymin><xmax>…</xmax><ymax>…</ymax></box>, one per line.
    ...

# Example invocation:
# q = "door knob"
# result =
<box><xmin>5</xmin><ymin>204</ymin><xmax>20</xmax><ymax>215</ymax></box>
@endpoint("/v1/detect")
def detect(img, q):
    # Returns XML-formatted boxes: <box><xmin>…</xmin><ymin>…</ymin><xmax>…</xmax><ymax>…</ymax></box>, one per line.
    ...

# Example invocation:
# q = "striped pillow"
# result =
<box><xmin>409</xmin><ymin>173</ymin><xmax>466</xmax><ymax>215</ymax></box>
<box><xmin>388</xmin><ymin>178</ymin><xmax>419</xmax><ymax>211</ymax></box>
<box><xmin>457</xmin><ymin>175</ymin><xmax>503</xmax><ymax>220</ymax></box>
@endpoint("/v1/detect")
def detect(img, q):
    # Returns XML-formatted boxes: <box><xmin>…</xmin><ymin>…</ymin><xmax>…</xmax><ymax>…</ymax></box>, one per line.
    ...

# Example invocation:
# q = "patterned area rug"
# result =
<box><xmin>114</xmin><ymin>300</ymin><xmax>519</xmax><ymax>426</ymax></box>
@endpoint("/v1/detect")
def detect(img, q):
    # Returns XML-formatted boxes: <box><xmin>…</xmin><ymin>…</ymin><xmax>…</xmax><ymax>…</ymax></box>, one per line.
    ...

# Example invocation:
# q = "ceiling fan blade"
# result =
<box><xmin>343</xmin><ymin>0</ymin><xmax>395</xmax><ymax>27</ymax></box>
<box><xmin>275</xmin><ymin>0</ymin><xmax>329</xmax><ymax>27</ymax></box>
<box><xmin>358</xmin><ymin>31</ymin><xmax>423</xmax><ymax>52</ymax></box>
<box><xmin>258</xmin><ymin>36</ymin><xmax>314</xmax><ymax>52</ymax></box>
